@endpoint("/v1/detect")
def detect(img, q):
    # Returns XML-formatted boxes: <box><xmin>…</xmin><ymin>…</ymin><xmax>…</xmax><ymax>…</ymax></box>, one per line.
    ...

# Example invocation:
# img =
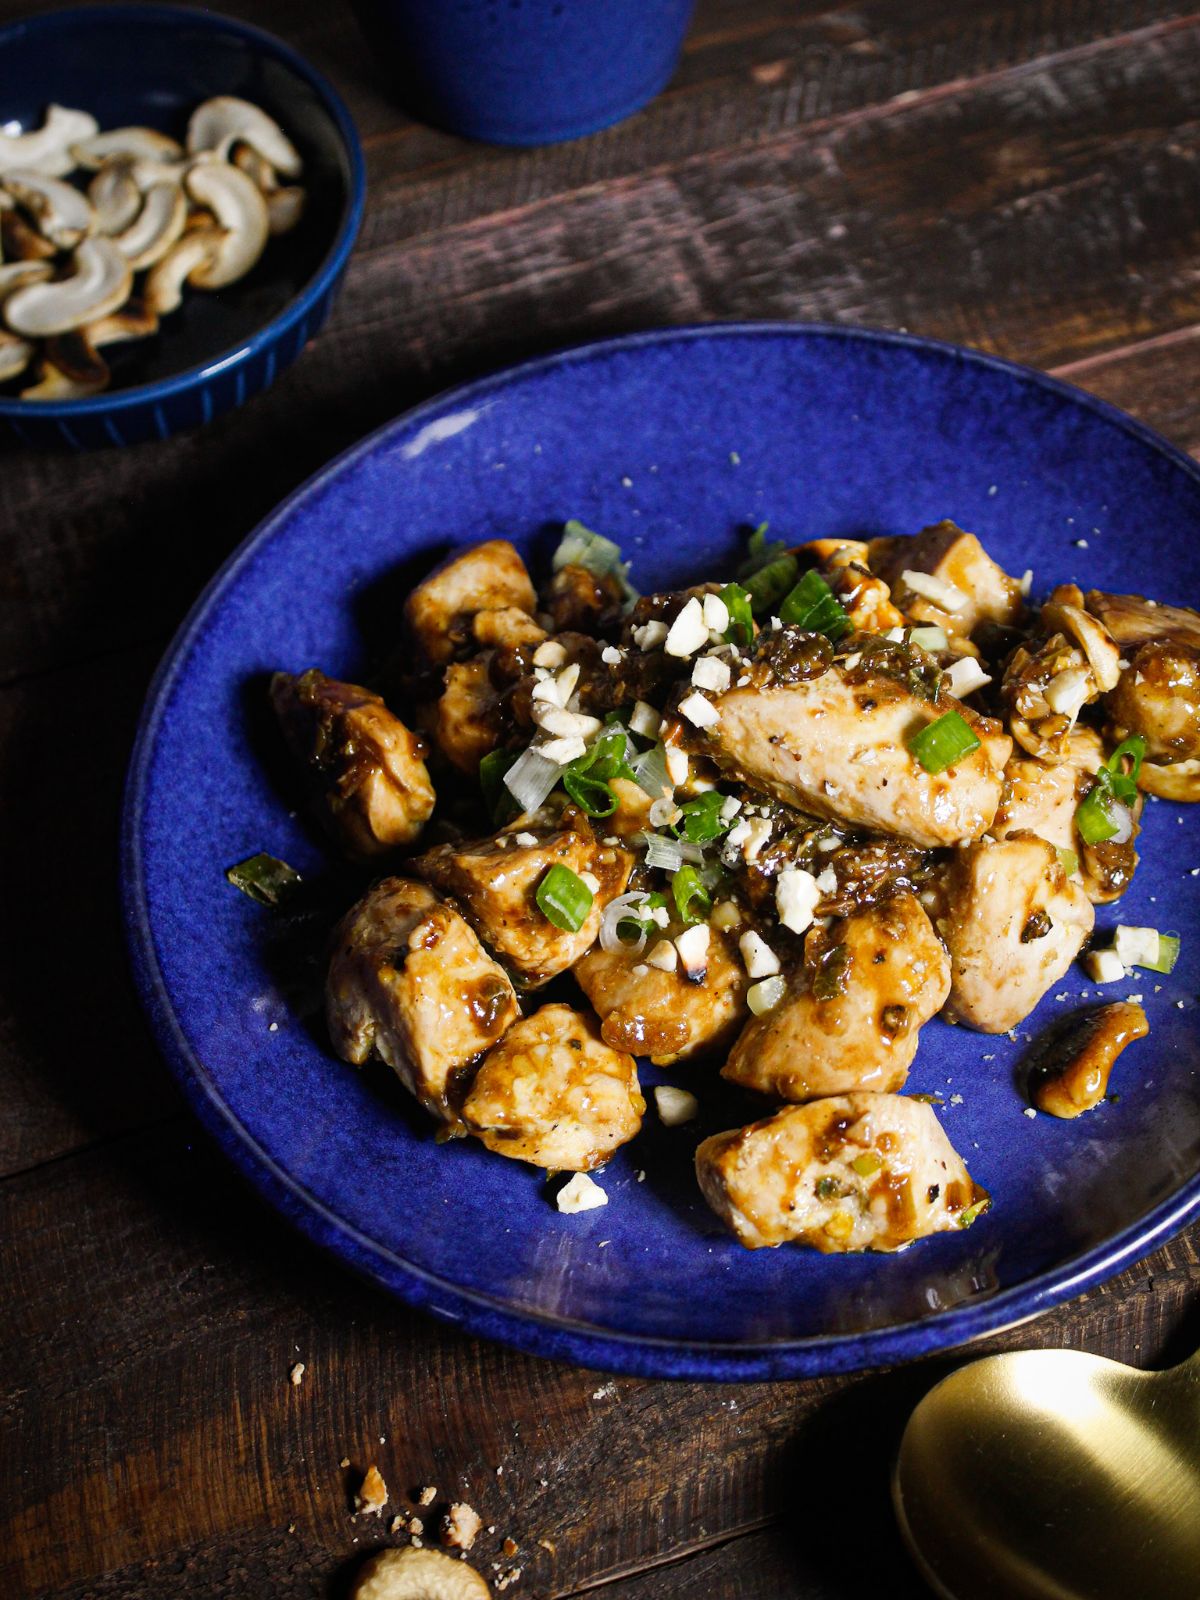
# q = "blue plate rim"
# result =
<box><xmin>0</xmin><ymin>1</ymin><xmax>366</xmax><ymax>420</ymax></box>
<box><xmin>121</xmin><ymin>321</ymin><xmax>1200</xmax><ymax>1379</ymax></box>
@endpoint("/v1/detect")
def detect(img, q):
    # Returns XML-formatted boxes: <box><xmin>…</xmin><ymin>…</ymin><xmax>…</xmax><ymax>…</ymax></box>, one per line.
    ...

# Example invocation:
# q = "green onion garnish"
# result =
<box><xmin>736</xmin><ymin>521</ymin><xmax>785</xmax><ymax>577</ymax></box>
<box><xmin>671</xmin><ymin>864</ymin><xmax>712</xmax><ymax>926</ymax></box>
<box><xmin>1076</xmin><ymin>782</ymin><xmax>1120</xmax><ymax>844</ymax></box>
<box><xmin>778</xmin><ymin>570</ymin><xmax>852</xmax><ymax>640</ymax></box>
<box><xmin>535</xmin><ymin>863</ymin><xmax>593</xmax><ymax>932</ymax></box>
<box><xmin>1075</xmin><ymin>735</ymin><xmax>1147</xmax><ymax>844</ymax></box>
<box><xmin>479</xmin><ymin>748</ymin><xmax>521</xmax><ymax>824</ymax></box>
<box><xmin>225</xmin><ymin>852</ymin><xmax>304</xmax><ymax>907</ymax></box>
<box><xmin>1055</xmin><ymin>847</ymin><xmax>1079</xmax><ymax>879</ymax></box>
<box><xmin>672</xmin><ymin>791</ymin><xmax>732</xmax><ymax>845</ymax></box>
<box><xmin>958</xmin><ymin>1198</ymin><xmax>989</xmax><ymax>1229</ymax></box>
<box><xmin>719</xmin><ymin>582</ymin><xmax>754</xmax><ymax>646</ymax></box>
<box><xmin>553</xmin><ymin>518</ymin><xmax>637</xmax><ymax>602</ymax></box>
<box><xmin>1144</xmin><ymin>933</ymin><xmax>1181</xmax><ymax>974</ymax></box>
<box><xmin>562</xmin><ymin>769</ymin><xmax>617</xmax><ymax>816</ymax></box>
<box><xmin>907</xmin><ymin>710</ymin><xmax>981</xmax><ymax>774</ymax></box>
<box><xmin>744</xmin><ymin>553</ymin><xmax>799</xmax><ymax>615</ymax></box>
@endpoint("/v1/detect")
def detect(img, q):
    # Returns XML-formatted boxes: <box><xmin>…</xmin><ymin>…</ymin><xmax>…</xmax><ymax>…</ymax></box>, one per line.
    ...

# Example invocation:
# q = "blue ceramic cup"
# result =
<box><xmin>348</xmin><ymin>0</ymin><xmax>696</xmax><ymax>145</ymax></box>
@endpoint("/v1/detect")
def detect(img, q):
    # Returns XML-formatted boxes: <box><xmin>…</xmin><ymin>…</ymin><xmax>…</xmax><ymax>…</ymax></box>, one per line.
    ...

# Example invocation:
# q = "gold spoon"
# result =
<box><xmin>892</xmin><ymin>1342</ymin><xmax>1200</xmax><ymax>1600</ymax></box>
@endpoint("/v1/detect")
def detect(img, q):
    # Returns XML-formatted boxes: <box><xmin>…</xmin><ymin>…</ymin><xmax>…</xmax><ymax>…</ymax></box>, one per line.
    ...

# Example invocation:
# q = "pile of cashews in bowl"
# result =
<box><xmin>0</xmin><ymin>97</ymin><xmax>305</xmax><ymax>398</ymax></box>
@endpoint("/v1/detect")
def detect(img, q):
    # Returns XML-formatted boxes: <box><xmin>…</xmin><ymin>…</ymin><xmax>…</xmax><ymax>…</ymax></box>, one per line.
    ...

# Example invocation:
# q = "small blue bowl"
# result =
<box><xmin>0</xmin><ymin>5</ymin><xmax>365</xmax><ymax>449</ymax></box>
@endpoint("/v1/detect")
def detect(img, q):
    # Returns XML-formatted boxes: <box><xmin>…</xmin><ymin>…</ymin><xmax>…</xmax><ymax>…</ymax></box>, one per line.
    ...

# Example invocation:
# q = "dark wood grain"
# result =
<box><xmin>3</xmin><ymin>0</ymin><xmax>1200</xmax><ymax>1596</ymax></box>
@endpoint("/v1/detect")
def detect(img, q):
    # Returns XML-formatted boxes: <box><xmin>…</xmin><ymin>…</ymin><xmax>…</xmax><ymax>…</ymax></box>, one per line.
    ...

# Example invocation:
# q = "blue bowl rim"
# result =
<box><xmin>0</xmin><ymin>2</ymin><xmax>366</xmax><ymax>421</ymax></box>
<box><xmin>121</xmin><ymin>321</ymin><xmax>1200</xmax><ymax>1380</ymax></box>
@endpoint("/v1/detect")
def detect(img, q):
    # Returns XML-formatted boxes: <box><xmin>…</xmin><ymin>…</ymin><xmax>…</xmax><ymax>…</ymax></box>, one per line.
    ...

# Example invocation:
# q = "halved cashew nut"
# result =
<box><xmin>144</xmin><ymin>228</ymin><xmax>224</xmax><ymax>315</ymax></box>
<box><xmin>352</xmin><ymin>1547</ymin><xmax>493</xmax><ymax>1600</ymax></box>
<box><xmin>71</xmin><ymin>126</ymin><xmax>184</xmax><ymax>169</ymax></box>
<box><xmin>5</xmin><ymin>237</ymin><xmax>132</xmax><ymax>337</ymax></box>
<box><xmin>187</xmin><ymin>95</ymin><xmax>302</xmax><ymax>178</ymax></box>
<box><xmin>0</xmin><ymin>105</ymin><xmax>98</xmax><ymax>176</ymax></box>
<box><xmin>0</xmin><ymin>170</ymin><xmax>95</xmax><ymax>249</ymax></box>
<box><xmin>1041</xmin><ymin>597</ymin><xmax>1122</xmax><ymax>692</ymax></box>
<box><xmin>183</xmin><ymin>161</ymin><xmax>269</xmax><ymax>287</ymax></box>
<box><xmin>0</xmin><ymin>330</ymin><xmax>35</xmax><ymax>383</ymax></box>
<box><xmin>89</xmin><ymin>159</ymin><xmax>144</xmax><ymax>235</ymax></box>
<box><xmin>111</xmin><ymin>180</ymin><xmax>188</xmax><ymax>270</ymax></box>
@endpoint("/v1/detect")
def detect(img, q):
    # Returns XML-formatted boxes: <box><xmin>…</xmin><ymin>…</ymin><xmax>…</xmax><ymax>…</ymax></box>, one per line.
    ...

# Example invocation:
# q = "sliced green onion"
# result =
<box><xmin>744</xmin><ymin>553</ymin><xmax>799</xmax><ymax>616</ymax></box>
<box><xmin>479</xmin><ymin>748</ymin><xmax>521</xmax><ymax>824</ymax></box>
<box><xmin>672</xmin><ymin>865</ymin><xmax>712</xmax><ymax>925</ymax></box>
<box><xmin>535</xmin><ymin>863</ymin><xmax>593</xmax><ymax>932</ymax></box>
<box><xmin>958</xmin><ymin>1198</ymin><xmax>989</xmax><ymax>1229</ymax></box>
<box><xmin>225</xmin><ymin>852</ymin><xmax>303</xmax><ymax>907</ymax></box>
<box><xmin>1055</xmin><ymin>847</ymin><xmax>1080</xmax><ymax>879</ymax></box>
<box><xmin>1075</xmin><ymin>782</ymin><xmax>1121</xmax><ymax>845</ymax></box>
<box><xmin>553</xmin><ymin>519</ymin><xmax>638</xmax><ymax>603</ymax></box>
<box><xmin>1145</xmin><ymin>933</ymin><xmax>1181</xmax><ymax>975</ymax></box>
<box><xmin>779</xmin><ymin>569</ymin><xmax>852</xmax><ymax>640</ymax></box>
<box><xmin>644</xmin><ymin>832</ymin><xmax>684</xmax><ymax>873</ymax></box>
<box><xmin>908</xmin><ymin>625</ymin><xmax>949</xmax><ymax>653</ymax></box>
<box><xmin>907</xmin><ymin>710</ymin><xmax>981</xmax><ymax>774</ymax></box>
<box><xmin>851</xmin><ymin>1152</ymin><xmax>882</xmax><ymax>1178</ymax></box>
<box><xmin>736</xmin><ymin>521</ymin><xmax>786</xmax><ymax>577</ymax></box>
<box><xmin>673</xmin><ymin>791</ymin><xmax>732</xmax><ymax>845</ymax></box>
<box><xmin>581</xmin><ymin>723</ymin><xmax>637</xmax><ymax>783</ymax></box>
<box><xmin>1115</xmin><ymin>924</ymin><xmax>1180</xmax><ymax>974</ymax></box>
<box><xmin>503</xmin><ymin>746</ymin><xmax>561</xmax><ymax>813</ymax></box>
<box><xmin>719</xmin><ymin>582</ymin><xmax>754</xmax><ymax>646</ymax></box>
<box><xmin>1104</xmin><ymin>735</ymin><xmax>1146</xmax><ymax>804</ymax></box>
<box><xmin>631</xmin><ymin>740</ymin><xmax>670</xmax><ymax>798</ymax></box>
<box><xmin>562</xmin><ymin>769</ymin><xmax>617</xmax><ymax>816</ymax></box>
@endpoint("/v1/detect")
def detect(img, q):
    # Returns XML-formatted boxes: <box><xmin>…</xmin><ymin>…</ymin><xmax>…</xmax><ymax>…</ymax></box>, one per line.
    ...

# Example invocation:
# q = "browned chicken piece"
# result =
<box><xmin>415</xmin><ymin>806</ymin><xmax>635</xmax><ymax>987</ymax></box>
<box><xmin>271</xmin><ymin>669</ymin><xmax>436</xmax><ymax>858</ymax></box>
<box><xmin>1106</xmin><ymin>639</ymin><xmax>1200</xmax><ymax>770</ymax></box>
<box><xmin>462</xmin><ymin>1003</ymin><xmax>644</xmax><ymax>1169</ymax></box>
<box><xmin>1031</xmin><ymin>1001</ymin><xmax>1149</xmax><ymax>1119</ymax></box>
<box><xmin>574</xmin><ymin>923</ymin><xmax>748</xmax><ymax>1065</ymax></box>
<box><xmin>542</xmin><ymin>562</ymin><xmax>626</xmax><ymax>634</ymax></box>
<box><xmin>405</xmin><ymin>539</ymin><xmax>537</xmax><ymax>667</ymax></box>
<box><xmin>937</xmin><ymin>835</ymin><xmax>1094</xmax><ymax>1033</ymax></box>
<box><xmin>722</xmin><ymin>892</ymin><xmax>950</xmax><ymax>1100</ymax></box>
<box><xmin>432</xmin><ymin>655</ymin><xmax>504</xmax><ymax>775</ymax></box>
<box><xmin>704</xmin><ymin>656</ymin><xmax>1011</xmax><ymax>848</ymax></box>
<box><xmin>993</xmin><ymin>753</ymin><xmax>1081</xmax><ymax>856</ymax></box>
<box><xmin>696</xmin><ymin>1094</ymin><xmax>987</xmax><ymax>1252</ymax></box>
<box><xmin>470</xmin><ymin>606</ymin><xmax>546</xmax><ymax>651</ymax></box>
<box><xmin>326</xmin><ymin>878</ymin><xmax>519</xmax><ymax>1121</ymax></box>
<box><xmin>869</xmin><ymin>520</ymin><xmax>1023</xmax><ymax>635</ymax></box>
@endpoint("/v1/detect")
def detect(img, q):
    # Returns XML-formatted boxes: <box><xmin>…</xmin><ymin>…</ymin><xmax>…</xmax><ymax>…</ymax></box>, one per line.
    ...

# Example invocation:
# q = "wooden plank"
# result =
<box><xmin>0</xmin><ymin>1118</ymin><xmax>1196</xmax><ymax>1598</ymax></box>
<box><xmin>0</xmin><ymin>649</ymin><xmax>180</xmax><ymax>1176</ymax></box>
<box><xmin>2</xmin><ymin>10</ymin><xmax>1200</xmax><ymax>683</ymax></box>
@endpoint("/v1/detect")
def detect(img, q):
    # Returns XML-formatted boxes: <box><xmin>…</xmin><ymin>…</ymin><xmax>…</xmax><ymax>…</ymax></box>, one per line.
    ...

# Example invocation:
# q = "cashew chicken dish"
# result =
<box><xmin>235</xmin><ymin>517</ymin><xmax>1196</xmax><ymax>1254</ymax></box>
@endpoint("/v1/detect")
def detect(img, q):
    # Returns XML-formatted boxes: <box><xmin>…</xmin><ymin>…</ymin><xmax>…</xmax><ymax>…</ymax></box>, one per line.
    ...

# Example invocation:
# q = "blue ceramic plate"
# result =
<box><xmin>122</xmin><ymin>325</ymin><xmax>1200</xmax><ymax>1379</ymax></box>
<box><xmin>0</xmin><ymin>6</ymin><xmax>364</xmax><ymax>448</ymax></box>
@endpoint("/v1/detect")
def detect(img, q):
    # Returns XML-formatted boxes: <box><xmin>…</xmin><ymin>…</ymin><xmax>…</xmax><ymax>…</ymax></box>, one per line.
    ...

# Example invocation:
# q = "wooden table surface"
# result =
<box><xmin>3</xmin><ymin>1</ymin><xmax>1200</xmax><ymax>1595</ymax></box>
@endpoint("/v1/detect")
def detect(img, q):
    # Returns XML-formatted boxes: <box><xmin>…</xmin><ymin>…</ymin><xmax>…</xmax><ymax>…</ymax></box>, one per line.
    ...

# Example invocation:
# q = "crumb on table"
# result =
<box><xmin>441</xmin><ymin>1500</ymin><xmax>483</xmax><ymax>1550</ymax></box>
<box><xmin>354</xmin><ymin>1464</ymin><xmax>388</xmax><ymax>1517</ymax></box>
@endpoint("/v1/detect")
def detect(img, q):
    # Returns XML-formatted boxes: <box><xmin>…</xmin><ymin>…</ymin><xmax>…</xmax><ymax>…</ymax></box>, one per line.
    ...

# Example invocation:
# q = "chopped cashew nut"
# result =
<box><xmin>355</xmin><ymin>1464</ymin><xmax>389</xmax><ymax>1516</ymax></box>
<box><xmin>441</xmin><ymin>1501</ymin><xmax>483</xmax><ymax>1550</ymax></box>
<box><xmin>556</xmin><ymin>1172</ymin><xmax>607</xmax><ymax>1213</ymax></box>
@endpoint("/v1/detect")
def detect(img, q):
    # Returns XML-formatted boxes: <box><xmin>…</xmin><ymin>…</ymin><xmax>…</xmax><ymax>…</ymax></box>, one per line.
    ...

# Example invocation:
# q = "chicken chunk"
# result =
<box><xmin>722</xmin><ymin>893</ymin><xmax>950</xmax><ymax>1100</ymax></box>
<box><xmin>938</xmin><ymin>835</ymin><xmax>1094</xmax><ymax>1033</ymax></box>
<box><xmin>415</xmin><ymin>807</ymin><xmax>635</xmax><ymax>987</ymax></box>
<box><xmin>326</xmin><ymin>878</ymin><xmax>519</xmax><ymax>1120</ymax></box>
<box><xmin>405</xmin><ymin>540</ymin><xmax>537</xmax><ymax>667</ymax></box>
<box><xmin>1106</xmin><ymin>641</ymin><xmax>1200</xmax><ymax>766</ymax></box>
<box><xmin>271</xmin><ymin>669</ymin><xmax>435</xmax><ymax>858</ymax></box>
<box><xmin>992</xmin><ymin>753</ymin><xmax>1081</xmax><ymax>856</ymax></box>
<box><xmin>704</xmin><ymin>654</ymin><xmax>1010</xmax><ymax>847</ymax></box>
<box><xmin>432</xmin><ymin>655</ymin><xmax>504</xmax><ymax>774</ymax></box>
<box><xmin>461</xmin><ymin>1004</ymin><xmax>644</xmax><ymax>1169</ymax></box>
<box><xmin>696</xmin><ymin>1094</ymin><xmax>987</xmax><ymax>1251</ymax></box>
<box><xmin>574</xmin><ymin>924</ymin><xmax>748</xmax><ymax>1065</ymax></box>
<box><xmin>869</xmin><ymin>521</ymin><xmax>1023</xmax><ymax>635</ymax></box>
